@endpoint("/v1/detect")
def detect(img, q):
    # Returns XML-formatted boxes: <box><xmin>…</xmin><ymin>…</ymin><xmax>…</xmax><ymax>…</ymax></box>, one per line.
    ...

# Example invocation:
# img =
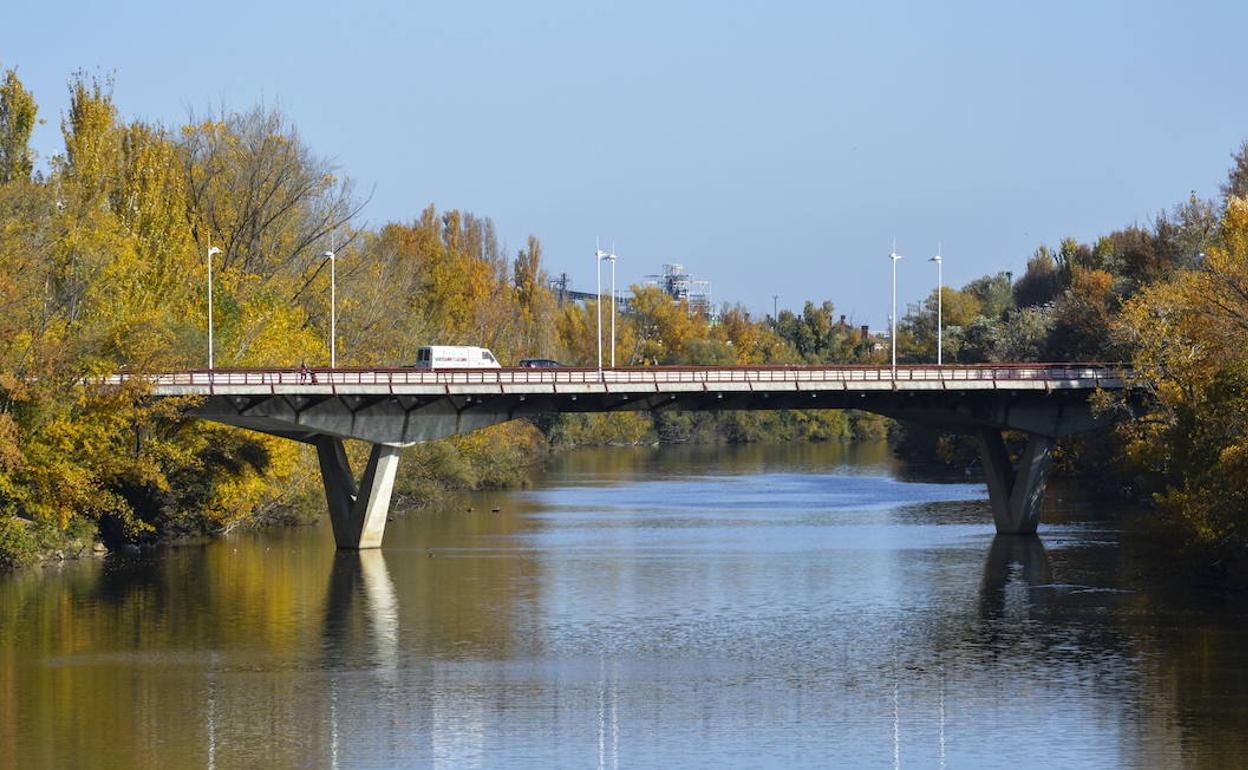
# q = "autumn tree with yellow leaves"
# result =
<box><xmin>1116</xmin><ymin>196</ymin><xmax>1248</xmax><ymax>564</ymax></box>
<box><xmin>0</xmin><ymin>71</ymin><xmax>341</xmax><ymax>565</ymax></box>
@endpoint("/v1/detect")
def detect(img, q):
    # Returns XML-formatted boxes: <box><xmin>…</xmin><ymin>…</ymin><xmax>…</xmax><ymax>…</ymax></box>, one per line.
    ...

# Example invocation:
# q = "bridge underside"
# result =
<box><xmin>191</xmin><ymin>389</ymin><xmax>1118</xmax><ymax>547</ymax></box>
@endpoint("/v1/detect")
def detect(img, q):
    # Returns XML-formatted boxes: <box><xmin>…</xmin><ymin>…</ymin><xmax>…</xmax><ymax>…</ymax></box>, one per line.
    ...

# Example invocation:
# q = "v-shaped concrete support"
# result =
<box><xmin>977</xmin><ymin>430</ymin><xmax>1056</xmax><ymax>535</ymax></box>
<box><xmin>314</xmin><ymin>437</ymin><xmax>402</xmax><ymax>549</ymax></box>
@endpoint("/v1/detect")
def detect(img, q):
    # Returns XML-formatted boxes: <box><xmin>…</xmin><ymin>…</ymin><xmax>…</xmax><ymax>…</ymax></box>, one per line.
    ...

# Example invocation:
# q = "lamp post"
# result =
<box><xmin>608</xmin><ymin>250</ymin><xmax>617</xmax><ymax>367</ymax></box>
<box><xmin>594</xmin><ymin>244</ymin><xmax>618</xmax><ymax>371</ymax></box>
<box><xmin>324</xmin><ymin>250</ymin><xmax>336</xmax><ymax>368</ymax></box>
<box><xmin>930</xmin><ymin>245</ymin><xmax>943</xmax><ymax>366</ymax></box>
<box><xmin>889</xmin><ymin>244</ymin><xmax>903</xmax><ymax>377</ymax></box>
<box><xmin>207</xmin><ymin>245</ymin><xmax>221</xmax><ymax>370</ymax></box>
<box><xmin>595</xmin><ymin>246</ymin><xmax>604</xmax><ymax>374</ymax></box>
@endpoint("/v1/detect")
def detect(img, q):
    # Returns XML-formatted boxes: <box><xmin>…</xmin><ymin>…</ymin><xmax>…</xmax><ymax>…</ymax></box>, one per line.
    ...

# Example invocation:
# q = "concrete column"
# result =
<box><xmin>314</xmin><ymin>437</ymin><xmax>402</xmax><ymax>549</ymax></box>
<box><xmin>976</xmin><ymin>430</ymin><xmax>1055</xmax><ymax>535</ymax></box>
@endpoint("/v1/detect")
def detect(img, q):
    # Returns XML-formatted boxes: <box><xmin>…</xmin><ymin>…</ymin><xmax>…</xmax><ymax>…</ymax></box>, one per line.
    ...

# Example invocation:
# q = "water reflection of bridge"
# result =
<box><xmin>115</xmin><ymin>364</ymin><xmax>1136</xmax><ymax>547</ymax></box>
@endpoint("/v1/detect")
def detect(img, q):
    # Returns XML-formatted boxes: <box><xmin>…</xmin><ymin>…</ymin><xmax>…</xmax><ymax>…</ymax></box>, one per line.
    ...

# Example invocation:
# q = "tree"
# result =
<box><xmin>513</xmin><ymin>235</ymin><xmax>543</xmax><ymax>308</ymax></box>
<box><xmin>963</xmin><ymin>272</ymin><xmax>1014</xmax><ymax>320</ymax></box>
<box><xmin>713</xmin><ymin>304</ymin><xmax>798</xmax><ymax>364</ymax></box>
<box><xmin>1223</xmin><ymin>140</ymin><xmax>1248</xmax><ymax>203</ymax></box>
<box><xmin>1117</xmin><ymin>196</ymin><xmax>1248</xmax><ymax>561</ymax></box>
<box><xmin>1013</xmin><ymin>246</ymin><xmax>1061</xmax><ymax>308</ymax></box>
<box><xmin>956</xmin><ymin>316</ymin><xmax>1000</xmax><ymax>363</ymax></box>
<box><xmin>627</xmin><ymin>284</ymin><xmax>703</xmax><ymax>364</ymax></box>
<box><xmin>61</xmin><ymin>73</ymin><xmax>118</xmax><ymax>200</ymax></box>
<box><xmin>1054</xmin><ymin>236</ymin><xmax>1096</xmax><ymax>285</ymax></box>
<box><xmin>1093</xmin><ymin>226</ymin><xmax>1176</xmax><ymax>292</ymax></box>
<box><xmin>1048</xmin><ymin>267</ymin><xmax>1117</xmax><ymax>360</ymax></box>
<box><xmin>179</xmin><ymin>104</ymin><xmax>359</xmax><ymax>280</ymax></box>
<box><xmin>994</xmin><ymin>305</ymin><xmax>1055</xmax><ymax>362</ymax></box>
<box><xmin>512</xmin><ymin>235</ymin><xmax>556</xmax><ymax>357</ymax></box>
<box><xmin>0</xmin><ymin>68</ymin><xmax>37</xmax><ymax>184</ymax></box>
<box><xmin>1154</xmin><ymin>194</ymin><xmax>1220</xmax><ymax>270</ymax></box>
<box><xmin>773</xmin><ymin>300</ymin><xmax>858</xmax><ymax>363</ymax></box>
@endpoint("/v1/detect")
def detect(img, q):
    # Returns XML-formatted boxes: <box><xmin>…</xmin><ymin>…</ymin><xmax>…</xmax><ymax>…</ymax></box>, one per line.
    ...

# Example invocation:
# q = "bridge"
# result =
<box><xmin>118</xmin><ymin>364</ymin><xmax>1134</xmax><ymax>549</ymax></box>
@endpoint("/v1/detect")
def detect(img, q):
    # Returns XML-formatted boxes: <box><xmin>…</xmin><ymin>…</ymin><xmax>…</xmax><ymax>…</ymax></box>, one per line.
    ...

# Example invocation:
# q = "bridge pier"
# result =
<box><xmin>315</xmin><ymin>437</ymin><xmax>401</xmax><ymax>549</ymax></box>
<box><xmin>977</xmin><ymin>430</ymin><xmax>1055</xmax><ymax>535</ymax></box>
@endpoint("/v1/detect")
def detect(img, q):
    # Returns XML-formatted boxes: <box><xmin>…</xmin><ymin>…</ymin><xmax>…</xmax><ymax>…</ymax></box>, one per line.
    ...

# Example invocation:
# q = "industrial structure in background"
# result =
<box><xmin>549</xmin><ymin>262</ymin><xmax>716</xmax><ymax>320</ymax></box>
<box><xmin>548</xmin><ymin>273</ymin><xmax>629</xmax><ymax>309</ymax></box>
<box><xmin>644</xmin><ymin>263</ymin><xmax>715</xmax><ymax>320</ymax></box>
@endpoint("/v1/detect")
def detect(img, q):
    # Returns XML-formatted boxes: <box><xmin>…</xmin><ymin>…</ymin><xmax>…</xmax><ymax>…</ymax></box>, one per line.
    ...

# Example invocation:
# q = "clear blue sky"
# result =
<box><xmin>5</xmin><ymin>0</ymin><xmax>1247</xmax><ymax>325</ymax></box>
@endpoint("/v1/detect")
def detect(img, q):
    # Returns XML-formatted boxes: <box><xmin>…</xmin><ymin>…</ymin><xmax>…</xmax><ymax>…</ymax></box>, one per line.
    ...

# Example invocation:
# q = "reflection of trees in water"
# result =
<box><xmin>962</xmin><ymin>533</ymin><xmax>1248</xmax><ymax>767</ymax></box>
<box><xmin>546</xmin><ymin>439</ymin><xmax>895</xmax><ymax>482</ymax></box>
<box><xmin>1123</xmin><ymin>586</ymin><xmax>1248</xmax><ymax>768</ymax></box>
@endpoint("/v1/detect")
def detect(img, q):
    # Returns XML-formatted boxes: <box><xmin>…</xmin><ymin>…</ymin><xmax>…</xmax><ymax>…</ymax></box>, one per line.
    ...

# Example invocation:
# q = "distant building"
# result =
<box><xmin>548</xmin><ymin>272</ymin><xmax>629</xmax><ymax>309</ymax></box>
<box><xmin>547</xmin><ymin>262</ymin><xmax>713</xmax><ymax>319</ymax></box>
<box><xmin>644</xmin><ymin>263</ymin><xmax>715</xmax><ymax>319</ymax></box>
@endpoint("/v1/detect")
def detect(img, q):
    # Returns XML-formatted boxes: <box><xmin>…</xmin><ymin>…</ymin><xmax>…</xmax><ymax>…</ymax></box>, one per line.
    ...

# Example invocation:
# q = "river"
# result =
<box><xmin>2</xmin><ymin>441</ymin><xmax>1247</xmax><ymax>769</ymax></box>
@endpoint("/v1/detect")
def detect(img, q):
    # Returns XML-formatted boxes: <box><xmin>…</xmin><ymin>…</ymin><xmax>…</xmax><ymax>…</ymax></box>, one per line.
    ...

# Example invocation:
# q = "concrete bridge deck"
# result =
<box><xmin>135</xmin><ymin>363</ymin><xmax>1125</xmax><ymax>396</ymax></box>
<box><xmin>116</xmin><ymin>364</ymin><xmax>1136</xmax><ymax>548</ymax></box>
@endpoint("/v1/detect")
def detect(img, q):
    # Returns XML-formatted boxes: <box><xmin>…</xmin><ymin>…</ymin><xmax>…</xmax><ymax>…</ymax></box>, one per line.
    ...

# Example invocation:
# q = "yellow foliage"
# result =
<box><xmin>1115</xmin><ymin>196</ymin><xmax>1248</xmax><ymax>555</ymax></box>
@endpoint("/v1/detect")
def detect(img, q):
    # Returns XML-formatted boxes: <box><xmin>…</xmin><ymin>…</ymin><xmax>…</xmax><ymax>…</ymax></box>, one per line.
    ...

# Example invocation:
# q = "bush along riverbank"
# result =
<box><xmin>539</xmin><ymin>409</ymin><xmax>888</xmax><ymax>447</ymax></box>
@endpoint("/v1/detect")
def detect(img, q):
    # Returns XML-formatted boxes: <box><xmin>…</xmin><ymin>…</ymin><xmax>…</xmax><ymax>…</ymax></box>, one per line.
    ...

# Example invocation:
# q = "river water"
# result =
<box><xmin>2</xmin><ymin>441</ymin><xmax>1248</xmax><ymax>769</ymax></box>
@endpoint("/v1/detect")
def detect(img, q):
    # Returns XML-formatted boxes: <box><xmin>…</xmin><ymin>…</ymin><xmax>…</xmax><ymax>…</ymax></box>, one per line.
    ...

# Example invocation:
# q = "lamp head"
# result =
<box><xmin>208</xmin><ymin>246</ymin><xmax>222</xmax><ymax>256</ymax></box>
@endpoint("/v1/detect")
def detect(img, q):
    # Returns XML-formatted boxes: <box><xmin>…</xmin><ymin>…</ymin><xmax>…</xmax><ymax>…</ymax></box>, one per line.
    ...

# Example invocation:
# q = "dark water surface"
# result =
<box><xmin>3</xmin><ymin>442</ymin><xmax>1248</xmax><ymax>769</ymax></box>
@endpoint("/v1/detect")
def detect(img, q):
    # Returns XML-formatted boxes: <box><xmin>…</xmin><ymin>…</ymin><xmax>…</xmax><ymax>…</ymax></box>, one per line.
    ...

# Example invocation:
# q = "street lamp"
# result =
<box><xmin>324</xmin><ymin>250</ymin><xmax>336</xmax><ymax>368</ymax></box>
<box><xmin>608</xmin><ymin>249</ymin><xmax>617</xmax><ymax>367</ymax></box>
<box><xmin>595</xmin><ymin>243</ymin><xmax>618</xmax><ymax>372</ymax></box>
<box><xmin>929</xmin><ymin>245</ymin><xmax>943</xmax><ymax>366</ymax></box>
<box><xmin>207</xmin><ymin>245</ymin><xmax>222</xmax><ymax>370</ymax></box>
<box><xmin>889</xmin><ymin>243</ymin><xmax>903</xmax><ymax>377</ymax></box>
<box><xmin>595</xmin><ymin>246</ymin><xmax>603</xmax><ymax>374</ymax></box>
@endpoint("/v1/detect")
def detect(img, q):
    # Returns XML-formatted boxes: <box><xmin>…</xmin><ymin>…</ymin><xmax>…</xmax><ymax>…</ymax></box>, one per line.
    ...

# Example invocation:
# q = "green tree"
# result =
<box><xmin>994</xmin><ymin>305</ymin><xmax>1055</xmax><ymax>362</ymax></box>
<box><xmin>773</xmin><ymin>300</ymin><xmax>858</xmax><ymax>363</ymax></box>
<box><xmin>963</xmin><ymin>271</ymin><xmax>1014</xmax><ymax>320</ymax></box>
<box><xmin>1222</xmin><ymin>140</ymin><xmax>1248</xmax><ymax>203</ymax></box>
<box><xmin>1013</xmin><ymin>246</ymin><xmax>1061</xmax><ymax>308</ymax></box>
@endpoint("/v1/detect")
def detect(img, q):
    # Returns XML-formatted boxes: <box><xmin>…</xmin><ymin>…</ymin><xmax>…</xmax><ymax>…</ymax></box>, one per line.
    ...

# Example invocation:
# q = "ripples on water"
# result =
<box><xmin>2</xmin><ymin>441</ymin><xmax>1248</xmax><ymax>769</ymax></box>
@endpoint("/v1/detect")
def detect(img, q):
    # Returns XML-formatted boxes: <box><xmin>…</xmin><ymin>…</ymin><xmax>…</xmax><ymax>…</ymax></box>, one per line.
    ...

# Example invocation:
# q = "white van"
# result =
<box><xmin>413</xmin><ymin>345</ymin><xmax>502</xmax><ymax>369</ymax></box>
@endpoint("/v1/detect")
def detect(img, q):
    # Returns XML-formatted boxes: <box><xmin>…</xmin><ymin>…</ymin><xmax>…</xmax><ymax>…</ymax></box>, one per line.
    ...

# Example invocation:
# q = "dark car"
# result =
<box><xmin>517</xmin><ymin>358</ymin><xmax>561</xmax><ymax>368</ymax></box>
